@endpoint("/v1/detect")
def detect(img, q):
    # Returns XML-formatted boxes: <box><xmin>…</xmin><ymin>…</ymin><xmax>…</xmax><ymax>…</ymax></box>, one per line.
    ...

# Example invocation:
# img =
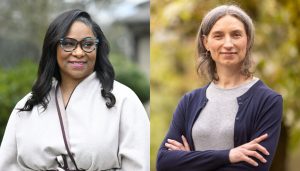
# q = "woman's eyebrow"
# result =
<box><xmin>231</xmin><ymin>29</ymin><xmax>244</xmax><ymax>33</ymax></box>
<box><xmin>210</xmin><ymin>31</ymin><xmax>223</xmax><ymax>35</ymax></box>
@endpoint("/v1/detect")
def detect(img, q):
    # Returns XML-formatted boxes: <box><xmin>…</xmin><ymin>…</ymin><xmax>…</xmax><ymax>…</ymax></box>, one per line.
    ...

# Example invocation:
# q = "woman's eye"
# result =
<box><xmin>83</xmin><ymin>42</ymin><xmax>94</xmax><ymax>47</ymax></box>
<box><xmin>213</xmin><ymin>35</ymin><xmax>222</xmax><ymax>39</ymax></box>
<box><xmin>232</xmin><ymin>33</ymin><xmax>242</xmax><ymax>38</ymax></box>
<box><xmin>63</xmin><ymin>41</ymin><xmax>75</xmax><ymax>47</ymax></box>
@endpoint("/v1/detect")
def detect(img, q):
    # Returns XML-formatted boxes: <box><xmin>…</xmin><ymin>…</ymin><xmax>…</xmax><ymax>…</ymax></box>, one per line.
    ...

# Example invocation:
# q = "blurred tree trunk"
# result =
<box><xmin>270</xmin><ymin>123</ymin><xmax>288</xmax><ymax>171</ymax></box>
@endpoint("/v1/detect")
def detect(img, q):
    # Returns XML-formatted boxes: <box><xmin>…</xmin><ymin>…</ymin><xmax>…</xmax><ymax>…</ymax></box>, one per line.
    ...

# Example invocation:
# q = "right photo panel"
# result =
<box><xmin>151</xmin><ymin>0</ymin><xmax>300</xmax><ymax>171</ymax></box>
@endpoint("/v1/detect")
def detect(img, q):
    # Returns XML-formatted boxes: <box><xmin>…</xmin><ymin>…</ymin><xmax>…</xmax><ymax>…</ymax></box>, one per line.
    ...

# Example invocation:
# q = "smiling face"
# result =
<box><xmin>204</xmin><ymin>15</ymin><xmax>248</xmax><ymax>69</ymax></box>
<box><xmin>57</xmin><ymin>21</ymin><xmax>97</xmax><ymax>83</ymax></box>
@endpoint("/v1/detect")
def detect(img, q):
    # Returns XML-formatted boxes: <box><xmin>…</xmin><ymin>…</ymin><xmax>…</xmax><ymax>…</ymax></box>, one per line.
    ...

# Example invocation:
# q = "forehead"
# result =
<box><xmin>66</xmin><ymin>21</ymin><xmax>95</xmax><ymax>39</ymax></box>
<box><xmin>210</xmin><ymin>15</ymin><xmax>246</xmax><ymax>33</ymax></box>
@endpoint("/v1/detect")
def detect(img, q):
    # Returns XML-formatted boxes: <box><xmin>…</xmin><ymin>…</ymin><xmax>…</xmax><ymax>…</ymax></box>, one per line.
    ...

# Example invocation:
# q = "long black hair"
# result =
<box><xmin>20</xmin><ymin>9</ymin><xmax>116</xmax><ymax>111</ymax></box>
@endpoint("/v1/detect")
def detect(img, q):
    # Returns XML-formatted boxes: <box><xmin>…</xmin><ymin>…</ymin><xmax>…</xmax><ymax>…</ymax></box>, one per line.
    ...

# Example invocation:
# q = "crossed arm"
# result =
<box><xmin>166</xmin><ymin>134</ymin><xmax>269</xmax><ymax>167</ymax></box>
<box><xmin>156</xmin><ymin>93</ymin><xmax>282</xmax><ymax>171</ymax></box>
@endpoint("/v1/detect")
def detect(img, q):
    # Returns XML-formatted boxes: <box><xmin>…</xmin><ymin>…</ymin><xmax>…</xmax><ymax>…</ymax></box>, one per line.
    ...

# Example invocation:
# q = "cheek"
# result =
<box><xmin>207</xmin><ymin>40</ymin><xmax>221</xmax><ymax>52</ymax></box>
<box><xmin>239</xmin><ymin>38</ymin><xmax>248</xmax><ymax>51</ymax></box>
<box><xmin>56</xmin><ymin>48</ymin><xmax>69</xmax><ymax>68</ymax></box>
<box><xmin>56</xmin><ymin>49</ymin><xmax>63</xmax><ymax>66</ymax></box>
<box><xmin>208</xmin><ymin>44</ymin><xmax>220</xmax><ymax>56</ymax></box>
<box><xmin>240</xmin><ymin>44</ymin><xmax>248</xmax><ymax>57</ymax></box>
<box><xmin>89</xmin><ymin>54</ymin><xmax>96</xmax><ymax>62</ymax></box>
<box><xmin>88</xmin><ymin>54</ymin><xmax>97</xmax><ymax>67</ymax></box>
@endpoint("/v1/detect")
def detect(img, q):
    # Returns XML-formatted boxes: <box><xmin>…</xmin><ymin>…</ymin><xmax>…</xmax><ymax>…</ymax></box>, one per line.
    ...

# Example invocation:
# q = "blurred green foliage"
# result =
<box><xmin>0</xmin><ymin>54</ymin><xmax>149</xmax><ymax>143</ymax></box>
<box><xmin>151</xmin><ymin>0</ymin><xmax>300</xmax><ymax>171</ymax></box>
<box><xmin>111</xmin><ymin>53</ymin><xmax>150</xmax><ymax>103</ymax></box>
<box><xmin>0</xmin><ymin>60</ymin><xmax>37</xmax><ymax>143</ymax></box>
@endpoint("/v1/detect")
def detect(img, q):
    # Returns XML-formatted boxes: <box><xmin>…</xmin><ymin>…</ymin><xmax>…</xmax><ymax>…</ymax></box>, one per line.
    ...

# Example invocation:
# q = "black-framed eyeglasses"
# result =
<box><xmin>59</xmin><ymin>37</ymin><xmax>99</xmax><ymax>53</ymax></box>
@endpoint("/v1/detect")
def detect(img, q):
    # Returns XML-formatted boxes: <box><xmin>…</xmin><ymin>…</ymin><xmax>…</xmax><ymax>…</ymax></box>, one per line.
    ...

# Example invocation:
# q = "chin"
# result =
<box><xmin>221</xmin><ymin>61</ymin><xmax>239</xmax><ymax>66</ymax></box>
<box><xmin>69</xmin><ymin>71</ymin><xmax>92</xmax><ymax>80</ymax></box>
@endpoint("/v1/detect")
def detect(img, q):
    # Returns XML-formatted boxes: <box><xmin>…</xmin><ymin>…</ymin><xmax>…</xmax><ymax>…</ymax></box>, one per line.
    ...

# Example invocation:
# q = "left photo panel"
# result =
<box><xmin>0</xmin><ymin>0</ymin><xmax>150</xmax><ymax>170</ymax></box>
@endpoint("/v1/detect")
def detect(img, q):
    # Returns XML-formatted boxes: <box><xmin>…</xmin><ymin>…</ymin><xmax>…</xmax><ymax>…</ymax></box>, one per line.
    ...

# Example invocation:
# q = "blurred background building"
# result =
<box><xmin>0</xmin><ymin>0</ymin><xmax>149</xmax><ymax>76</ymax></box>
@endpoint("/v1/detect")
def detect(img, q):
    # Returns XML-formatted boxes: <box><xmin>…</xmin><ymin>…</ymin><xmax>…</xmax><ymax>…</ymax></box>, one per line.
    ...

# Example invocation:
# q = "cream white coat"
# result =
<box><xmin>0</xmin><ymin>73</ymin><xmax>150</xmax><ymax>171</ymax></box>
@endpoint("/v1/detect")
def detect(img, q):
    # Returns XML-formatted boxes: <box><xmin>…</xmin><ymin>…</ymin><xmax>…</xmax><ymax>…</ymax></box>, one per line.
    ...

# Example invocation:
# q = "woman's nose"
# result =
<box><xmin>72</xmin><ymin>44</ymin><xmax>85</xmax><ymax>57</ymax></box>
<box><xmin>223</xmin><ymin>36</ymin><xmax>234</xmax><ymax>48</ymax></box>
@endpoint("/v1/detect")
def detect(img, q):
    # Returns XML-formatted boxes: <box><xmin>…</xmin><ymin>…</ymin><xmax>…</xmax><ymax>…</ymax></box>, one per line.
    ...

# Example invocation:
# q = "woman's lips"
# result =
<box><xmin>220</xmin><ymin>52</ymin><xmax>237</xmax><ymax>57</ymax></box>
<box><xmin>68</xmin><ymin>61</ymin><xmax>86</xmax><ymax>69</ymax></box>
<box><xmin>220</xmin><ymin>52</ymin><xmax>237</xmax><ymax>54</ymax></box>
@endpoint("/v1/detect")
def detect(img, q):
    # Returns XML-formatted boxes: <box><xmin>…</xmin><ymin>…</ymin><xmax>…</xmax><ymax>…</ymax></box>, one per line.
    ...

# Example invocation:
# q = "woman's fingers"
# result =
<box><xmin>181</xmin><ymin>135</ymin><xmax>191</xmax><ymax>151</ymax></box>
<box><xmin>243</xmin><ymin>143</ymin><xmax>269</xmax><ymax>156</ymax></box>
<box><xmin>164</xmin><ymin>136</ymin><xmax>190</xmax><ymax>151</ymax></box>
<box><xmin>165</xmin><ymin>142</ymin><xmax>180</xmax><ymax>150</ymax></box>
<box><xmin>252</xmin><ymin>133</ymin><xmax>268</xmax><ymax>144</ymax></box>
<box><xmin>244</xmin><ymin>149</ymin><xmax>267</xmax><ymax>163</ymax></box>
<box><xmin>242</xmin><ymin>155</ymin><xmax>259</xmax><ymax>167</ymax></box>
<box><xmin>242</xmin><ymin>134</ymin><xmax>270</xmax><ymax>155</ymax></box>
<box><xmin>165</xmin><ymin>143</ymin><xmax>178</xmax><ymax>150</ymax></box>
<box><xmin>230</xmin><ymin>133</ymin><xmax>270</xmax><ymax>166</ymax></box>
<box><xmin>229</xmin><ymin>148</ymin><xmax>260</xmax><ymax>166</ymax></box>
<box><xmin>167</xmin><ymin>139</ymin><xmax>184</xmax><ymax>148</ymax></box>
<box><xmin>165</xmin><ymin>139</ymin><xmax>184</xmax><ymax>151</ymax></box>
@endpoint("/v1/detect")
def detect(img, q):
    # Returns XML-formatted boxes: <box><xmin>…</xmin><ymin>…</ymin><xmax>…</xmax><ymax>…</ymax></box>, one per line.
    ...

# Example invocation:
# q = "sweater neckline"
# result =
<box><xmin>202</xmin><ymin>79</ymin><xmax>264</xmax><ymax>103</ymax></box>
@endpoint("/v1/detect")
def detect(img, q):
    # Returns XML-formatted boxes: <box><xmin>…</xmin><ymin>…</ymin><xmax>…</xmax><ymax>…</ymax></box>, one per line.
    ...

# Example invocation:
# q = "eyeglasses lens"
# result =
<box><xmin>60</xmin><ymin>38</ymin><xmax>98</xmax><ymax>53</ymax></box>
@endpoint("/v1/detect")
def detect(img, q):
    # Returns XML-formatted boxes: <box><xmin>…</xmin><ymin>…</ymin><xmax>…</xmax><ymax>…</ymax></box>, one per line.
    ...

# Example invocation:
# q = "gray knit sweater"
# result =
<box><xmin>192</xmin><ymin>78</ymin><xmax>259</xmax><ymax>150</ymax></box>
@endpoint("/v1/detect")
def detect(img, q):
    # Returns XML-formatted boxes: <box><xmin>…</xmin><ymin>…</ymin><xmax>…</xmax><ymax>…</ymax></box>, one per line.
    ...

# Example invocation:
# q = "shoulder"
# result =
<box><xmin>112</xmin><ymin>80</ymin><xmax>137</xmax><ymax>95</ymax></box>
<box><xmin>248</xmin><ymin>80</ymin><xmax>283</xmax><ymax>122</ymax></box>
<box><xmin>14</xmin><ymin>92</ymin><xmax>32</xmax><ymax>110</ymax></box>
<box><xmin>180</xmin><ymin>83</ymin><xmax>209</xmax><ymax>104</ymax></box>
<box><xmin>243</xmin><ymin>80</ymin><xmax>283</xmax><ymax>116</ymax></box>
<box><xmin>6</xmin><ymin>92</ymin><xmax>33</xmax><ymax>119</ymax></box>
<box><xmin>112</xmin><ymin>80</ymin><xmax>141</xmax><ymax>102</ymax></box>
<box><xmin>251</xmin><ymin>80</ymin><xmax>282</xmax><ymax>101</ymax></box>
<box><xmin>173</xmin><ymin>83</ymin><xmax>210</xmax><ymax>113</ymax></box>
<box><xmin>112</xmin><ymin>80</ymin><xmax>148</xmax><ymax>119</ymax></box>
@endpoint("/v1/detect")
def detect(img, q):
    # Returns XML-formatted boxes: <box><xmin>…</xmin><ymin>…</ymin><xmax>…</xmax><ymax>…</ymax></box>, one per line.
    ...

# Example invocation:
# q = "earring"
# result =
<box><xmin>205</xmin><ymin>50</ymin><xmax>210</xmax><ymax>58</ymax></box>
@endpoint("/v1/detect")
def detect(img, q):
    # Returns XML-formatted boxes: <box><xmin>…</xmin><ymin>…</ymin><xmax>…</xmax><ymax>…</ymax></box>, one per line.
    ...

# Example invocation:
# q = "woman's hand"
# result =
<box><xmin>165</xmin><ymin>134</ymin><xmax>269</xmax><ymax>167</ymax></box>
<box><xmin>165</xmin><ymin>135</ymin><xmax>190</xmax><ymax>151</ymax></box>
<box><xmin>229</xmin><ymin>133</ymin><xmax>269</xmax><ymax>167</ymax></box>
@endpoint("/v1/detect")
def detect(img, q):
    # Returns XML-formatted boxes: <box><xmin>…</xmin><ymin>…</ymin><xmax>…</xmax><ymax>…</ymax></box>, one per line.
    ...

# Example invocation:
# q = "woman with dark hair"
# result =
<box><xmin>0</xmin><ymin>9</ymin><xmax>149</xmax><ymax>171</ymax></box>
<box><xmin>157</xmin><ymin>5</ymin><xmax>282</xmax><ymax>171</ymax></box>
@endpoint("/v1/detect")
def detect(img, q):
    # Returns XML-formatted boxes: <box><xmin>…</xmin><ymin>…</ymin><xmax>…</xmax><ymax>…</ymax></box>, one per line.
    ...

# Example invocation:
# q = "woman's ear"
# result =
<box><xmin>202</xmin><ymin>35</ymin><xmax>209</xmax><ymax>51</ymax></box>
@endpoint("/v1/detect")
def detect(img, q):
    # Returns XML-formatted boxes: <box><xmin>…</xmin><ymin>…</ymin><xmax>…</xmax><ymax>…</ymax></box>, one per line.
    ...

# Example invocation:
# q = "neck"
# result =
<box><xmin>60</xmin><ymin>76</ymin><xmax>82</xmax><ymax>106</ymax></box>
<box><xmin>214</xmin><ymin>65</ymin><xmax>251</xmax><ymax>89</ymax></box>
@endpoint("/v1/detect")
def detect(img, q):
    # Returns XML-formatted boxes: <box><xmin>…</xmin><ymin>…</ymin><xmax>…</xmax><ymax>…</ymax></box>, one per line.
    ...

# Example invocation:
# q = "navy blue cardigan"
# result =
<box><xmin>157</xmin><ymin>80</ymin><xmax>283</xmax><ymax>171</ymax></box>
